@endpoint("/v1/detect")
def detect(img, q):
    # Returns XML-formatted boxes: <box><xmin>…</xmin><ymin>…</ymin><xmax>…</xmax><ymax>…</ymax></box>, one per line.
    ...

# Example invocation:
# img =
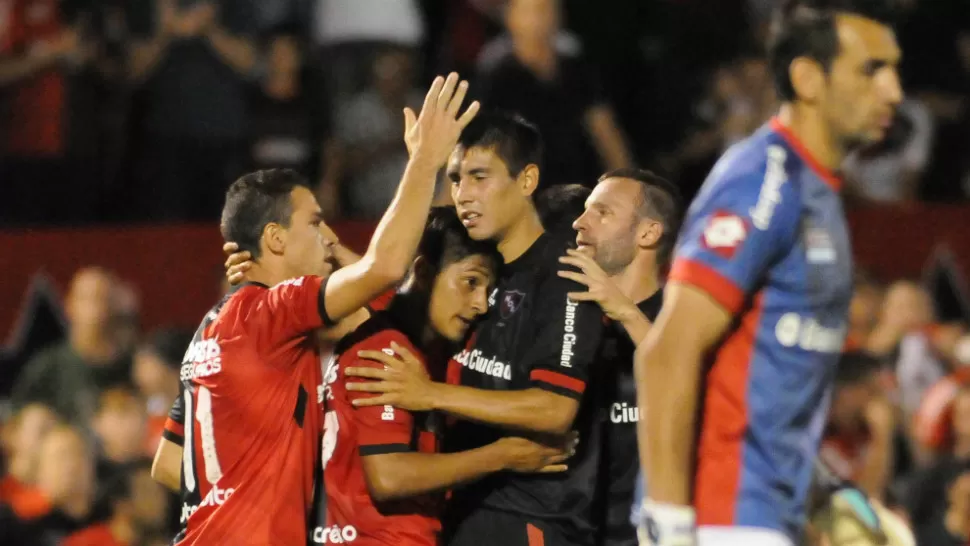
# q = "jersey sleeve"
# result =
<box><xmin>255</xmin><ymin>276</ymin><xmax>335</xmax><ymax>342</ymax></box>
<box><xmin>162</xmin><ymin>390</ymin><xmax>185</xmax><ymax>447</ymax></box>
<box><xmin>522</xmin><ymin>271</ymin><xmax>604</xmax><ymax>400</ymax></box>
<box><xmin>344</xmin><ymin>336</ymin><xmax>416</xmax><ymax>456</ymax></box>
<box><xmin>668</xmin><ymin>167</ymin><xmax>801</xmax><ymax>314</ymax></box>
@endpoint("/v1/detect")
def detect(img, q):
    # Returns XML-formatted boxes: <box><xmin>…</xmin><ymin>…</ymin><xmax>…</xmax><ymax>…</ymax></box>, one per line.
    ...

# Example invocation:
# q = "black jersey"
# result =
<box><xmin>592</xmin><ymin>291</ymin><xmax>662</xmax><ymax>546</ymax></box>
<box><xmin>444</xmin><ymin>231</ymin><xmax>606</xmax><ymax>543</ymax></box>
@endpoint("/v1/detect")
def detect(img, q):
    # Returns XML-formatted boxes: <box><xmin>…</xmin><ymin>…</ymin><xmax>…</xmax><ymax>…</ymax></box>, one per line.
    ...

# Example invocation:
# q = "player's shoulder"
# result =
<box><xmin>693</xmin><ymin>123</ymin><xmax>805</xmax><ymax>212</ymax></box>
<box><xmin>334</xmin><ymin>313</ymin><xmax>417</xmax><ymax>363</ymax></box>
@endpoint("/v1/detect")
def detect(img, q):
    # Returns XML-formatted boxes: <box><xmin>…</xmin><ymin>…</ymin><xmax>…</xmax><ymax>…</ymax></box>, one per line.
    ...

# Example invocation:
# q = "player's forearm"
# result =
<box><xmin>585</xmin><ymin>106</ymin><xmax>633</xmax><ymax>170</ymax></box>
<box><xmin>429</xmin><ymin>383</ymin><xmax>576</xmax><ymax>434</ymax></box>
<box><xmin>362</xmin><ymin>444</ymin><xmax>507</xmax><ymax>501</ymax></box>
<box><xmin>361</xmin><ymin>155</ymin><xmax>441</xmax><ymax>281</ymax></box>
<box><xmin>332</xmin><ymin>243</ymin><xmax>361</xmax><ymax>268</ymax></box>
<box><xmin>0</xmin><ymin>53</ymin><xmax>60</xmax><ymax>87</ymax></box>
<box><xmin>128</xmin><ymin>36</ymin><xmax>172</xmax><ymax>83</ymax></box>
<box><xmin>205</xmin><ymin>26</ymin><xmax>256</xmax><ymax>75</ymax></box>
<box><xmin>635</xmin><ymin>339</ymin><xmax>702</xmax><ymax>505</ymax></box>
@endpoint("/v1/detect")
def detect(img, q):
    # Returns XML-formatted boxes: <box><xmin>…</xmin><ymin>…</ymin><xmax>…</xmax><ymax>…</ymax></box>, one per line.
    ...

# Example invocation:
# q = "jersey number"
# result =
<box><xmin>321</xmin><ymin>410</ymin><xmax>339</xmax><ymax>470</ymax></box>
<box><xmin>182</xmin><ymin>386</ymin><xmax>224</xmax><ymax>492</ymax></box>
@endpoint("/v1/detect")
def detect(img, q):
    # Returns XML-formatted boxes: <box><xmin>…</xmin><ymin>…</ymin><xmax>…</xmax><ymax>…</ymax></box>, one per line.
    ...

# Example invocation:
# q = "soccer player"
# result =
<box><xmin>346</xmin><ymin>112</ymin><xmax>606</xmax><ymax>546</ymax></box>
<box><xmin>634</xmin><ymin>2</ymin><xmax>903</xmax><ymax>545</ymax></box>
<box><xmin>557</xmin><ymin>169</ymin><xmax>681</xmax><ymax>546</ymax></box>
<box><xmin>313</xmin><ymin>207</ymin><xmax>574</xmax><ymax>546</ymax></box>
<box><xmin>152</xmin><ymin>73</ymin><xmax>480</xmax><ymax>545</ymax></box>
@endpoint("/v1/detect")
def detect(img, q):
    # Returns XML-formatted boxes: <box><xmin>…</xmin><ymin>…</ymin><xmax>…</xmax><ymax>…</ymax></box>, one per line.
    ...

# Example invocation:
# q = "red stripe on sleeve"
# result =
<box><xmin>668</xmin><ymin>258</ymin><xmax>745</xmax><ymax>314</ymax></box>
<box><xmin>164</xmin><ymin>417</ymin><xmax>184</xmax><ymax>439</ymax></box>
<box><xmin>530</xmin><ymin>370</ymin><xmax>586</xmax><ymax>394</ymax></box>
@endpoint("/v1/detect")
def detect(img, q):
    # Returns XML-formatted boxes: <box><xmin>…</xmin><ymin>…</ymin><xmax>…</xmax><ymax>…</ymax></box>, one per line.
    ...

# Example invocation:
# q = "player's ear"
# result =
<box><xmin>637</xmin><ymin>219</ymin><xmax>663</xmax><ymax>250</ymax></box>
<box><xmin>518</xmin><ymin>164</ymin><xmax>540</xmax><ymax>197</ymax></box>
<box><xmin>262</xmin><ymin>223</ymin><xmax>286</xmax><ymax>255</ymax></box>
<box><xmin>789</xmin><ymin>57</ymin><xmax>825</xmax><ymax>102</ymax></box>
<box><xmin>411</xmin><ymin>255</ymin><xmax>435</xmax><ymax>291</ymax></box>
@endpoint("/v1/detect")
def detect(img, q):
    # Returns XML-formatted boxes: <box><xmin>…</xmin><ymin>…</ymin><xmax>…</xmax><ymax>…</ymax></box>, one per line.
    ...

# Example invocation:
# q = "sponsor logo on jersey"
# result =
<box><xmin>311</xmin><ymin>524</ymin><xmax>358</xmax><ymax>544</ymax></box>
<box><xmin>560</xmin><ymin>297</ymin><xmax>578</xmax><ymax>368</ymax></box>
<box><xmin>488</xmin><ymin>288</ymin><xmax>498</xmax><ymax>308</ymax></box>
<box><xmin>805</xmin><ymin>227</ymin><xmax>837</xmax><ymax>264</ymax></box>
<box><xmin>750</xmin><ymin>145</ymin><xmax>788</xmax><ymax>230</ymax></box>
<box><xmin>381</xmin><ymin>405</ymin><xmax>395</xmax><ymax>421</ymax></box>
<box><xmin>180</xmin><ymin>484</ymin><xmax>235</xmax><ymax>523</ymax></box>
<box><xmin>180</xmin><ymin>337</ymin><xmax>223</xmax><ymax>381</ymax></box>
<box><xmin>453</xmin><ymin>349</ymin><xmax>512</xmax><ymax>380</ymax></box>
<box><xmin>774</xmin><ymin>313</ymin><xmax>846</xmax><ymax>353</ymax></box>
<box><xmin>702</xmin><ymin>211</ymin><xmax>747</xmax><ymax>259</ymax></box>
<box><xmin>611</xmin><ymin>402</ymin><xmax>640</xmax><ymax>424</ymax></box>
<box><xmin>321</xmin><ymin>354</ymin><xmax>338</xmax><ymax>402</ymax></box>
<box><xmin>500</xmin><ymin>290</ymin><xmax>526</xmax><ymax>319</ymax></box>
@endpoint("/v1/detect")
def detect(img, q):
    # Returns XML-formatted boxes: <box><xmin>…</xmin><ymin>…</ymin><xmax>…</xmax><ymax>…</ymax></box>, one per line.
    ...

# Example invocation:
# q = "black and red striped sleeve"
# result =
<box><xmin>523</xmin><ymin>273</ymin><xmax>605</xmax><ymax>401</ymax></box>
<box><xmin>162</xmin><ymin>390</ymin><xmax>185</xmax><ymax>447</ymax></box>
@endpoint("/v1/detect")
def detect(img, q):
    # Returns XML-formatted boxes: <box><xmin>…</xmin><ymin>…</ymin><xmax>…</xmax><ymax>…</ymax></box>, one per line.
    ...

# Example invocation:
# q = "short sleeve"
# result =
<box><xmin>668</xmin><ymin>159</ymin><xmax>801</xmax><ymax>314</ymax></box>
<box><xmin>522</xmin><ymin>270</ymin><xmax>604</xmax><ymax>400</ymax></box>
<box><xmin>344</xmin><ymin>338</ymin><xmax>416</xmax><ymax>456</ymax></box>
<box><xmin>162</xmin><ymin>392</ymin><xmax>185</xmax><ymax>446</ymax></box>
<box><xmin>256</xmin><ymin>276</ymin><xmax>334</xmax><ymax>341</ymax></box>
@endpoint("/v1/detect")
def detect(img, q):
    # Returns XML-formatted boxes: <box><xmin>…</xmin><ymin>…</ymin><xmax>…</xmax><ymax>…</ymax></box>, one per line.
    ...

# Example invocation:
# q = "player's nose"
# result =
<box><xmin>470</xmin><ymin>288</ymin><xmax>489</xmax><ymax>314</ymax></box>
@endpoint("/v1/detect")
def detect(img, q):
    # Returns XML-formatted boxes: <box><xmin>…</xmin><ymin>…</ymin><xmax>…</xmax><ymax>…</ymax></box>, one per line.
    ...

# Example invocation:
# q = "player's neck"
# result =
<box><xmin>109</xmin><ymin>514</ymin><xmax>136</xmax><ymax>545</ymax></box>
<box><xmin>612</xmin><ymin>254</ymin><xmax>660</xmax><ymax>304</ymax></box>
<box><xmin>497</xmin><ymin>208</ymin><xmax>544</xmax><ymax>264</ymax></box>
<box><xmin>243</xmin><ymin>261</ymin><xmax>288</xmax><ymax>289</ymax></box>
<box><xmin>776</xmin><ymin>103</ymin><xmax>846</xmax><ymax>171</ymax></box>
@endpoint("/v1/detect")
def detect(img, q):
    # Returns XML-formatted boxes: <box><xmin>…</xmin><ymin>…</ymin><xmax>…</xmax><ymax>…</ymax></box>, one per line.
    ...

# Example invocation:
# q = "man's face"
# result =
<box><xmin>427</xmin><ymin>254</ymin><xmax>495</xmax><ymax>343</ymax></box>
<box><xmin>448</xmin><ymin>146</ymin><xmax>530</xmax><ymax>244</ymax></box>
<box><xmin>282</xmin><ymin>187</ymin><xmax>335</xmax><ymax>279</ymax></box>
<box><xmin>36</xmin><ymin>428</ymin><xmax>94</xmax><ymax>507</ymax></box>
<box><xmin>66</xmin><ymin>269</ymin><xmax>115</xmax><ymax>333</ymax></box>
<box><xmin>506</xmin><ymin>0</ymin><xmax>560</xmax><ymax>44</ymax></box>
<box><xmin>572</xmin><ymin>177</ymin><xmax>642</xmax><ymax>275</ymax></box>
<box><xmin>830</xmin><ymin>377</ymin><xmax>877</xmax><ymax>430</ymax></box>
<box><xmin>822</xmin><ymin>15</ymin><xmax>903</xmax><ymax>148</ymax></box>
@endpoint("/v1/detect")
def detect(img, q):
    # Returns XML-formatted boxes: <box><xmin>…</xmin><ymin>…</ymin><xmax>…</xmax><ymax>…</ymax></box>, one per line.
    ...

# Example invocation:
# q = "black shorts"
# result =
<box><xmin>445</xmin><ymin>508</ymin><xmax>588</xmax><ymax>546</ymax></box>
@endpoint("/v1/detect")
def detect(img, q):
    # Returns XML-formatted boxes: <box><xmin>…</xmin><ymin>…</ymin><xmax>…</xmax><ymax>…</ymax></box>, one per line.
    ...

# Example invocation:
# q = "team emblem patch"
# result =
<box><xmin>702</xmin><ymin>211</ymin><xmax>748</xmax><ymax>259</ymax></box>
<box><xmin>805</xmin><ymin>227</ymin><xmax>836</xmax><ymax>264</ymax></box>
<box><xmin>500</xmin><ymin>290</ymin><xmax>526</xmax><ymax>319</ymax></box>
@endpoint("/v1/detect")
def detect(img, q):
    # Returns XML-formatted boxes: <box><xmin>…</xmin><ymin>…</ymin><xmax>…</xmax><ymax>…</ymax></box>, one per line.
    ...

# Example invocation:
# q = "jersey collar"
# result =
<box><xmin>769</xmin><ymin>117</ymin><xmax>842</xmax><ymax>193</ymax></box>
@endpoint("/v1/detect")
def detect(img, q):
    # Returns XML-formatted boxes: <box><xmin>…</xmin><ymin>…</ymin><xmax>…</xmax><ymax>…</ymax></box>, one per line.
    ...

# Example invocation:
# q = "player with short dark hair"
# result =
<box><xmin>553</xmin><ymin>169</ymin><xmax>681</xmax><ymax>546</ymax></box>
<box><xmin>346</xmin><ymin>111</ymin><xmax>607</xmax><ymax>545</ymax></box>
<box><xmin>153</xmin><ymin>74</ymin><xmax>480</xmax><ymax>546</ymax></box>
<box><xmin>634</xmin><ymin>1</ymin><xmax>902</xmax><ymax>545</ymax></box>
<box><xmin>312</xmin><ymin>207</ymin><xmax>573</xmax><ymax>546</ymax></box>
<box><xmin>536</xmin><ymin>183</ymin><xmax>591</xmax><ymax>233</ymax></box>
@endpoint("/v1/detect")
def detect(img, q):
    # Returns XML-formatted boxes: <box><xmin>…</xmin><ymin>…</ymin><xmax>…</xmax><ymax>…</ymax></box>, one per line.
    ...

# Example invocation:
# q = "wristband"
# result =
<box><xmin>638</xmin><ymin>500</ymin><xmax>696</xmax><ymax>546</ymax></box>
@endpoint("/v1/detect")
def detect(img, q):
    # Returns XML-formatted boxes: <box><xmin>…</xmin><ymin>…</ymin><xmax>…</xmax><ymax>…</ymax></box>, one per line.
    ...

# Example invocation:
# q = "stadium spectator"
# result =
<box><xmin>475</xmin><ymin>0</ymin><xmax>632</xmax><ymax>190</ymax></box>
<box><xmin>63</xmin><ymin>458</ymin><xmax>169</xmax><ymax>546</ymax></box>
<box><xmin>249</xmin><ymin>27</ymin><xmax>331</xmax><ymax>181</ymax></box>
<box><xmin>866</xmin><ymin>280</ymin><xmax>934</xmax><ymax>359</ymax></box>
<box><xmin>908</xmin><ymin>385</ymin><xmax>970</xmax><ymax>545</ymax></box>
<box><xmin>0</xmin><ymin>0</ymin><xmax>104</xmax><ymax>226</ymax></box>
<box><xmin>133</xmin><ymin>328</ymin><xmax>193</xmax><ymax>455</ymax></box>
<box><xmin>843</xmin><ymin>99</ymin><xmax>934</xmax><ymax>204</ymax></box>
<box><xmin>1</xmin><ymin>403</ymin><xmax>58</xmax><ymax>495</ymax></box>
<box><xmin>820</xmin><ymin>351</ymin><xmax>897</xmax><ymax>502</ymax></box>
<box><xmin>93</xmin><ymin>387</ymin><xmax>148</xmax><ymax>474</ymax></box>
<box><xmin>11</xmin><ymin>267</ymin><xmax>132</xmax><ymax>426</ymax></box>
<box><xmin>322</xmin><ymin>46</ymin><xmax>424</xmax><ymax>220</ymax></box>
<box><xmin>126</xmin><ymin>0</ymin><xmax>258</xmax><ymax>221</ymax></box>
<box><xmin>846</xmin><ymin>273</ymin><xmax>883</xmax><ymax>351</ymax></box>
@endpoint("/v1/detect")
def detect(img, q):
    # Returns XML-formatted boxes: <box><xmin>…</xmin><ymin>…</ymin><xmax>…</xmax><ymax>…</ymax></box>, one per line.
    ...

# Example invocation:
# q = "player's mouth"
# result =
<box><xmin>459</xmin><ymin>210</ymin><xmax>482</xmax><ymax>228</ymax></box>
<box><xmin>575</xmin><ymin>240</ymin><xmax>595</xmax><ymax>254</ymax></box>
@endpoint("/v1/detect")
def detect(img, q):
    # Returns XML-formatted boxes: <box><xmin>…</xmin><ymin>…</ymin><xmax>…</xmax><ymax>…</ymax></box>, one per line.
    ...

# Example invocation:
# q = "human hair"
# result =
<box><xmin>536</xmin><ymin>184</ymin><xmax>591</xmax><ymax>231</ymax></box>
<box><xmin>416</xmin><ymin>207</ymin><xmax>501</xmax><ymax>275</ymax></box>
<box><xmin>767</xmin><ymin>0</ymin><xmax>897</xmax><ymax>101</ymax></box>
<box><xmin>834</xmin><ymin>350</ymin><xmax>882</xmax><ymax>387</ymax></box>
<box><xmin>141</xmin><ymin>328</ymin><xmax>194</xmax><ymax>371</ymax></box>
<box><xmin>221</xmin><ymin>169</ymin><xmax>310</xmax><ymax>259</ymax></box>
<box><xmin>457</xmin><ymin>111</ymin><xmax>543</xmax><ymax>178</ymax></box>
<box><xmin>598</xmin><ymin>168</ymin><xmax>683</xmax><ymax>270</ymax></box>
<box><xmin>96</xmin><ymin>386</ymin><xmax>145</xmax><ymax>417</ymax></box>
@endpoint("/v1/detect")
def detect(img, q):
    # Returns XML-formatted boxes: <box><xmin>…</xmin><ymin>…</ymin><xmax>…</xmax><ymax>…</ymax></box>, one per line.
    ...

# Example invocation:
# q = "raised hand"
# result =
<box><xmin>404</xmin><ymin>73</ymin><xmax>480</xmax><ymax>167</ymax></box>
<box><xmin>557</xmin><ymin>248</ymin><xmax>639</xmax><ymax>322</ymax></box>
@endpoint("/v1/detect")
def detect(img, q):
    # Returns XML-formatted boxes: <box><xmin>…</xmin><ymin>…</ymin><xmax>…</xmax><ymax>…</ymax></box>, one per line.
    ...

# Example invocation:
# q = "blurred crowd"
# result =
<box><xmin>2</xmin><ymin>0</ymin><xmax>970</xmax><ymax>544</ymax></box>
<box><xmin>0</xmin><ymin>0</ymin><xmax>967</xmax><ymax>227</ymax></box>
